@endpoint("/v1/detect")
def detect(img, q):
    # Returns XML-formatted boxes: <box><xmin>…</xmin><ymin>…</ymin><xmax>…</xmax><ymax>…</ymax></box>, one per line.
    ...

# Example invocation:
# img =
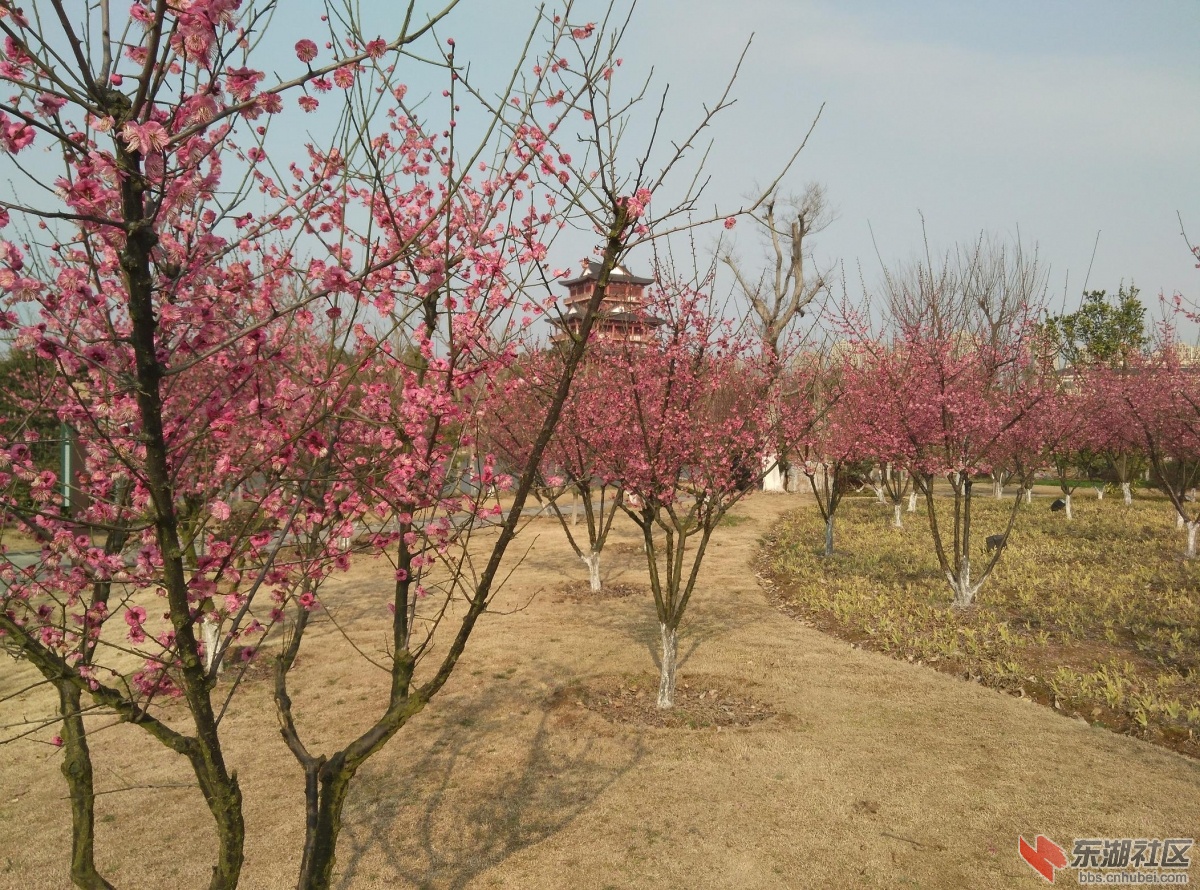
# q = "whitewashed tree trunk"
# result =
<box><xmin>1064</xmin><ymin>494</ymin><xmax>1073</xmax><ymax>520</ymax></box>
<box><xmin>874</xmin><ymin>483</ymin><xmax>885</xmax><ymax>504</ymax></box>
<box><xmin>201</xmin><ymin>615</ymin><xmax>221</xmax><ymax>675</ymax></box>
<box><xmin>1096</xmin><ymin>487</ymin><xmax>1104</xmax><ymax>500</ymax></box>
<box><xmin>950</xmin><ymin>557</ymin><xmax>975</xmax><ymax>608</ymax></box>
<box><xmin>657</xmin><ymin>623</ymin><xmax>678</xmax><ymax>708</ymax></box>
<box><xmin>761</xmin><ymin>453</ymin><xmax>785</xmax><ymax>492</ymax></box>
<box><xmin>993</xmin><ymin>477</ymin><xmax>1004</xmax><ymax>499</ymax></box>
<box><xmin>1023</xmin><ymin>488</ymin><xmax>1033</xmax><ymax>504</ymax></box>
<box><xmin>1177</xmin><ymin>512</ymin><xmax>1185</xmax><ymax>530</ymax></box>
<box><xmin>583</xmin><ymin>550</ymin><xmax>601</xmax><ymax>592</ymax></box>
<box><xmin>908</xmin><ymin>491</ymin><xmax>918</xmax><ymax>513</ymax></box>
<box><xmin>1188</xmin><ymin>521</ymin><xmax>1198</xmax><ymax>559</ymax></box>
<box><xmin>1122</xmin><ymin>482</ymin><xmax>1132</xmax><ymax>505</ymax></box>
<box><xmin>892</xmin><ymin>503</ymin><xmax>903</xmax><ymax>528</ymax></box>
<box><xmin>824</xmin><ymin>516</ymin><xmax>834</xmax><ymax>557</ymax></box>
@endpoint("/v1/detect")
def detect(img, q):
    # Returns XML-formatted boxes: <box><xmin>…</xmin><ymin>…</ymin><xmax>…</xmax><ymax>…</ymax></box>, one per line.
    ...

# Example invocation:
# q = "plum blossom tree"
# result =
<box><xmin>1103</xmin><ymin>327</ymin><xmax>1200</xmax><ymax>556</ymax></box>
<box><xmin>590</xmin><ymin>270</ymin><xmax>798</xmax><ymax>707</ymax></box>
<box><xmin>794</xmin><ymin>349</ymin><xmax>865</xmax><ymax>556</ymax></box>
<box><xmin>865</xmin><ymin>235</ymin><xmax>1051</xmax><ymax>607</ymax></box>
<box><xmin>0</xmin><ymin>2</ymin><xmax>784</xmax><ymax>887</ymax></box>
<box><xmin>1039</xmin><ymin>383</ymin><xmax>1096</xmax><ymax>519</ymax></box>
<box><xmin>481</xmin><ymin>351</ymin><xmax>626</xmax><ymax>593</ymax></box>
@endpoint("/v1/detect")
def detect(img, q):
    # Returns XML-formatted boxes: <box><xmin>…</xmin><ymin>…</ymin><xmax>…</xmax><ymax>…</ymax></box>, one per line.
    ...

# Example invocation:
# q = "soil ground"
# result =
<box><xmin>1</xmin><ymin>492</ymin><xmax>1198</xmax><ymax>889</ymax></box>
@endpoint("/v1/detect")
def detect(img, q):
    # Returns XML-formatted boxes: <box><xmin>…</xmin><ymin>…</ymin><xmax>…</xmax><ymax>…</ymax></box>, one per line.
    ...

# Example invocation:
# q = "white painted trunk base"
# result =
<box><xmin>658</xmin><ymin>623</ymin><xmax>678</xmax><ymax>708</ymax></box>
<box><xmin>1122</xmin><ymin>482</ymin><xmax>1132</xmax><ymax>505</ymax></box>
<box><xmin>201</xmin><ymin>616</ymin><xmax>222</xmax><ymax>675</ymax></box>
<box><xmin>761</xmin><ymin>453</ymin><xmax>785</xmax><ymax>492</ymax></box>
<box><xmin>583</xmin><ymin>551</ymin><xmax>601</xmax><ymax>592</ymax></box>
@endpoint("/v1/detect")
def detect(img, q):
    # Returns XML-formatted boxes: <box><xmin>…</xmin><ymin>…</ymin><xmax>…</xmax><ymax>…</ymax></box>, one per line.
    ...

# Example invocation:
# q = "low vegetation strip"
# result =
<box><xmin>762</xmin><ymin>493</ymin><xmax>1200</xmax><ymax>758</ymax></box>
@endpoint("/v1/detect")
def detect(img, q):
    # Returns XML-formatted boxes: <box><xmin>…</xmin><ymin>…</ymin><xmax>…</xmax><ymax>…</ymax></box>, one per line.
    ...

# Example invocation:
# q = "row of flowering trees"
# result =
<box><xmin>778</xmin><ymin>243</ymin><xmax>1200</xmax><ymax>607</ymax></box>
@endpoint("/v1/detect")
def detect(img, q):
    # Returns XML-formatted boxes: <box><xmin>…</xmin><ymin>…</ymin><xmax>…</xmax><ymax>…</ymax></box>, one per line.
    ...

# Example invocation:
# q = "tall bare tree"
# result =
<box><xmin>723</xmin><ymin>183</ymin><xmax>833</xmax><ymax>358</ymax></box>
<box><xmin>722</xmin><ymin>181</ymin><xmax>833</xmax><ymax>491</ymax></box>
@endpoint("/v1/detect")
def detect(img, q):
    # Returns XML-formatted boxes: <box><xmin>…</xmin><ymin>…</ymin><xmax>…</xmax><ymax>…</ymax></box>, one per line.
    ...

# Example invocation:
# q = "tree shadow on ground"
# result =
<box><xmin>333</xmin><ymin>679</ymin><xmax>643</xmax><ymax>889</ymax></box>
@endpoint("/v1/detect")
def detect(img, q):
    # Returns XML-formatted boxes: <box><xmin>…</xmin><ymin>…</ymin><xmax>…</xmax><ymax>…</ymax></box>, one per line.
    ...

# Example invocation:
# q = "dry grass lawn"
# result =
<box><xmin>1</xmin><ymin>492</ymin><xmax>1198</xmax><ymax>889</ymax></box>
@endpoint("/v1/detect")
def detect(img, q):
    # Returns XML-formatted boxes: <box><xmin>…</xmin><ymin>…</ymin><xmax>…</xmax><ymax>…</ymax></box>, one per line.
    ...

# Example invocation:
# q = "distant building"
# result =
<box><xmin>551</xmin><ymin>261</ymin><xmax>663</xmax><ymax>345</ymax></box>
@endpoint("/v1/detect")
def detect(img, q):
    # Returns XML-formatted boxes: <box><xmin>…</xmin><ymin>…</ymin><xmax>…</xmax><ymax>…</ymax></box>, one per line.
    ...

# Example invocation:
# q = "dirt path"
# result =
<box><xmin>1</xmin><ymin>492</ymin><xmax>1197</xmax><ymax>888</ymax></box>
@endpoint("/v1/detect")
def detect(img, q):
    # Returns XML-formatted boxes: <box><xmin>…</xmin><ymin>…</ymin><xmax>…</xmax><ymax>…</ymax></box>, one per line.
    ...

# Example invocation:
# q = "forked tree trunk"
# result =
<box><xmin>658</xmin><ymin>623</ymin><xmax>678</xmax><ymax>708</ymax></box>
<box><xmin>892</xmin><ymin>503</ymin><xmax>903</xmax><ymax>528</ymax></box>
<box><xmin>1122</xmin><ymin>482</ymin><xmax>1132</xmax><ymax>505</ymax></box>
<box><xmin>57</xmin><ymin>682</ymin><xmax>114</xmax><ymax>890</ymax></box>
<box><xmin>1096</xmin><ymin>487</ymin><xmax>1105</xmax><ymax>500</ymax></box>
<box><xmin>582</xmin><ymin>550</ymin><xmax>601</xmax><ymax>593</ymax></box>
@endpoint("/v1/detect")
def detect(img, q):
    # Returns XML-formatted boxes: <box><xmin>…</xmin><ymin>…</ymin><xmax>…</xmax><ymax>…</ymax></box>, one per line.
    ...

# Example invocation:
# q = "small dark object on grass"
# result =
<box><xmin>985</xmin><ymin>534</ymin><xmax>1006</xmax><ymax>554</ymax></box>
<box><xmin>1050</xmin><ymin>498</ymin><xmax>1066</xmax><ymax>512</ymax></box>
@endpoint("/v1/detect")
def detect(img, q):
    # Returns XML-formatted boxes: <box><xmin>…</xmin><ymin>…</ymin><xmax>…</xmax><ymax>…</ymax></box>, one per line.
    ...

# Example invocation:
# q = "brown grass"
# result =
<box><xmin>1</xmin><ymin>494</ymin><xmax>1198</xmax><ymax>889</ymax></box>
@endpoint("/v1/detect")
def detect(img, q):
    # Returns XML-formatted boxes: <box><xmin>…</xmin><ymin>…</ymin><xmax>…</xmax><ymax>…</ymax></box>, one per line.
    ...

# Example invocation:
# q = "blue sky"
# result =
<box><xmin>394</xmin><ymin>0</ymin><xmax>1199</xmax><ymax>317</ymax></box>
<box><xmin>645</xmin><ymin>1</ymin><xmax>1196</xmax><ymax>312</ymax></box>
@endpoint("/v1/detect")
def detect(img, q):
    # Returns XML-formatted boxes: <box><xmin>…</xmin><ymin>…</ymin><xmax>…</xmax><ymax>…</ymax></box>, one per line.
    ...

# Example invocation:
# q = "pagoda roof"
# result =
<box><xmin>560</xmin><ymin>260</ymin><xmax>655</xmax><ymax>287</ymax></box>
<box><xmin>551</xmin><ymin>308</ymin><xmax>665</xmax><ymax>328</ymax></box>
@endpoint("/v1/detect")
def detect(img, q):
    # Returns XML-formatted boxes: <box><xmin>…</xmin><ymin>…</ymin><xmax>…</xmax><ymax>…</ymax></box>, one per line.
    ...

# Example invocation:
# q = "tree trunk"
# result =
<box><xmin>571</xmin><ymin>488</ymin><xmax>578</xmax><ymax>526</ymax></box>
<box><xmin>993</xmin><ymin>477</ymin><xmax>1004</xmax><ymax>499</ymax></box>
<box><xmin>296</xmin><ymin>758</ymin><xmax>355</xmax><ymax>890</ymax></box>
<box><xmin>761</xmin><ymin>453</ymin><xmax>785</xmax><ymax>492</ymax></box>
<box><xmin>1177</xmin><ymin>512</ymin><xmax>1185</xmax><ymax>530</ymax></box>
<box><xmin>1188</xmin><ymin>522</ymin><xmax>1198</xmax><ymax>559</ymax></box>
<box><xmin>1122</xmin><ymin>482</ymin><xmax>1132</xmax><ymax>505</ymax></box>
<box><xmin>57</xmin><ymin>682</ymin><xmax>114</xmax><ymax>890</ymax></box>
<box><xmin>201</xmin><ymin>615</ymin><xmax>221</xmax><ymax>675</ymax></box>
<box><xmin>1096</xmin><ymin>487</ymin><xmax>1104</xmax><ymax>500</ymax></box>
<box><xmin>908</xmin><ymin>491</ymin><xmax>918</xmax><ymax>513</ymax></box>
<box><xmin>657</xmin><ymin>623</ymin><xmax>678</xmax><ymax>709</ymax></box>
<box><xmin>951</xmin><ymin>558</ymin><xmax>974</xmax><ymax>608</ymax></box>
<box><xmin>1023</xmin><ymin>487</ymin><xmax>1032</xmax><ymax>504</ymax></box>
<box><xmin>823</xmin><ymin>514</ymin><xmax>834</xmax><ymax>557</ymax></box>
<box><xmin>892</xmin><ymin>503</ymin><xmax>903</xmax><ymax>529</ymax></box>
<box><xmin>1064</xmin><ymin>493</ymin><xmax>1073</xmax><ymax>521</ymax></box>
<box><xmin>583</xmin><ymin>550</ymin><xmax>601</xmax><ymax>593</ymax></box>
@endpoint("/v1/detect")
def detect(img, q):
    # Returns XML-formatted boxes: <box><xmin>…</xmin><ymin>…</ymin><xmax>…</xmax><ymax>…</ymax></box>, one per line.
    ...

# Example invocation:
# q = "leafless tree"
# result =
<box><xmin>723</xmin><ymin>182</ymin><xmax>834</xmax><ymax>358</ymax></box>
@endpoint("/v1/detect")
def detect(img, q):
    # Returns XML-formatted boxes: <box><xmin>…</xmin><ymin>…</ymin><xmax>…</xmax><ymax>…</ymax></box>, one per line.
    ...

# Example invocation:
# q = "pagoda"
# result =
<box><xmin>551</xmin><ymin>260</ymin><xmax>663</xmax><ymax>344</ymax></box>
